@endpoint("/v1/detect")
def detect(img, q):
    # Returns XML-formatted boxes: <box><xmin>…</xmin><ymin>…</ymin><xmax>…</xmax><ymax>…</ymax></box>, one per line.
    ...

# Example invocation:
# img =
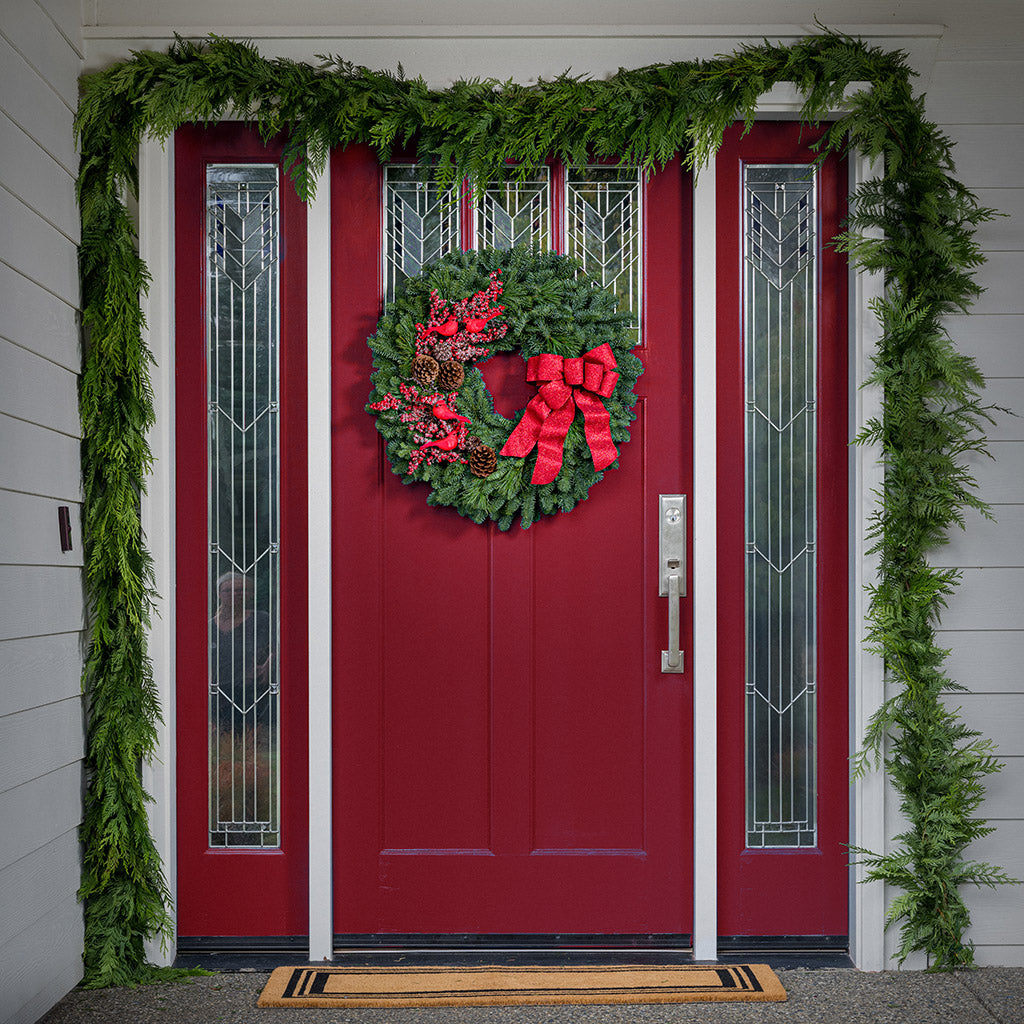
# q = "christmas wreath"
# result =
<box><xmin>367</xmin><ymin>246</ymin><xmax>643</xmax><ymax>529</ymax></box>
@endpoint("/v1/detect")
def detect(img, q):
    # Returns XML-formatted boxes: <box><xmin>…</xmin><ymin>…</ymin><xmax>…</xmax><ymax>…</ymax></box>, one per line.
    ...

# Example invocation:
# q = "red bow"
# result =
<box><xmin>500</xmin><ymin>343</ymin><xmax>620</xmax><ymax>485</ymax></box>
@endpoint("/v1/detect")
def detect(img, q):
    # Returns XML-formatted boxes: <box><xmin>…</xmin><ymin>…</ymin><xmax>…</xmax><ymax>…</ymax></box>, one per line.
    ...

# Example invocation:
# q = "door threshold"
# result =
<box><xmin>175</xmin><ymin>934</ymin><xmax>852</xmax><ymax>971</ymax></box>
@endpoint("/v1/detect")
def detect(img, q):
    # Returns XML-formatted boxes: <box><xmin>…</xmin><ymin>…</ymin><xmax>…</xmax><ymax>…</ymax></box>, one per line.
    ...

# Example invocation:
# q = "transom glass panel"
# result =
<box><xmin>566</xmin><ymin>167</ymin><xmax>642</xmax><ymax>343</ymax></box>
<box><xmin>206</xmin><ymin>164</ymin><xmax>281</xmax><ymax>848</ymax></box>
<box><xmin>743</xmin><ymin>164</ymin><xmax>817</xmax><ymax>849</ymax></box>
<box><xmin>477</xmin><ymin>170</ymin><xmax>551</xmax><ymax>250</ymax></box>
<box><xmin>384</xmin><ymin>165</ymin><xmax>460</xmax><ymax>304</ymax></box>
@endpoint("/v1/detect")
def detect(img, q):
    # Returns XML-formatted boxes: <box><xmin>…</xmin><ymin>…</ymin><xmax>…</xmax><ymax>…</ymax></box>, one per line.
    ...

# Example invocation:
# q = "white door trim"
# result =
<box><xmin>140</xmin><ymin>133</ymin><xmax>177</xmax><ymax>967</ymax></box>
<box><xmin>691</xmin><ymin>154</ymin><xmax>718</xmax><ymax>962</ymax></box>
<box><xmin>306</xmin><ymin>162</ymin><xmax>334</xmax><ymax>962</ymax></box>
<box><xmin>140</xmin><ymin>104</ymin><xmax>885</xmax><ymax>967</ymax></box>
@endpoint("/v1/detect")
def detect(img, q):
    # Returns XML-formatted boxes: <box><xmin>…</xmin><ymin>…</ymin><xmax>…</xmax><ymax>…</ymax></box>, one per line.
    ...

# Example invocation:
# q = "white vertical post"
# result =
<box><xmin>139</xmin><ymin>134</ymin><xmax>178</xmax><ymax>967</ymax></box>
<box><xmin>307</xmin><ymin>161</ymin><xmax>333</xmax><ymax>962</ymax></box>
<box><xmin>691</xmin><ymin>155</ymin><xmax>718</xmax><ymax>962</ymax></box>
<box><xmin>849</xmin><ymin>149</ymin><xmax>887</xmax><ymax>972</ymax></box>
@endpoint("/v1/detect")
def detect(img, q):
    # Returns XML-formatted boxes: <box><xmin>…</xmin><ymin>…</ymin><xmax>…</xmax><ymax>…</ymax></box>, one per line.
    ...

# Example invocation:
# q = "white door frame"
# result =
<box><xmin>138</xmin><ymin>94</ymin><xmax>886</xmax><ymax>967</ymax></box>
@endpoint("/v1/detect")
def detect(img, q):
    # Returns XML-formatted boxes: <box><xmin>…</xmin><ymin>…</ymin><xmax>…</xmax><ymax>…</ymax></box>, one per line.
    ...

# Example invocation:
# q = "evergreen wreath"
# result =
<box><xmin>74</xmin><ymin>29</ymin><xmax>1018</xmax><ymax>984</ymax></box>
<box><xmin>367</xmin><ymin>247</ymin><xmax>642</xmax><ymax>529</ymax></box>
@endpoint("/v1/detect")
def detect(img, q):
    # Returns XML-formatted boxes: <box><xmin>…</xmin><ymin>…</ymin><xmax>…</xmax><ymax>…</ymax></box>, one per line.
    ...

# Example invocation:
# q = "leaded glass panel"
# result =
<box><xmin>384</xmin><ymin>165</ymin><xmax>459</xmax><ymax>304</ymax></box>
<box><xmin>566</xmin><ymin>167</ymin><xmax>642</xmax><ymax>343</ymax></box>
<box><xmin>477</xmin><ymin>170</ymin><xmax>550</xmax><ymax>250</ymax></box>
<box><xmin>743</xmin><ymin>165</ymin><xmax>817</xmax><ymax>849</ymax></box>
<box><xmin>206</xmin><ymin>164</ymin><xmax>281</xmax><ymax>848</ymax></box>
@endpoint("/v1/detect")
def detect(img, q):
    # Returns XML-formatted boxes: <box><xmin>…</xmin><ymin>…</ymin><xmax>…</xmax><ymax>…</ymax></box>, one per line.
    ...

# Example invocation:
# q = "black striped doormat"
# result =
<box><xmin>258</xmin><ymin>963</ymin><xmax>787</xmax><ymax>1007</ymax></box>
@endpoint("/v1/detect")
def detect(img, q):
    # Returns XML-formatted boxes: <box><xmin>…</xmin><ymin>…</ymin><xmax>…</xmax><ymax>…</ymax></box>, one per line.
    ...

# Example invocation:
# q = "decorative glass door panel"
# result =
<box><xmin>743</xmin><ymin>165</ymin><xmax>818</xmax><ymax>849</ymax></box>
<box><xmin>206</xmin><ymin>164</ymin><xmax>281</xmax><ymax>848</ymax></box>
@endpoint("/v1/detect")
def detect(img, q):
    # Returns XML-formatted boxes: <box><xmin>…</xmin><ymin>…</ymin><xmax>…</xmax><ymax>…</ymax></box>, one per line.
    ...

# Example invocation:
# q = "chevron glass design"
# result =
<box><xmin>206</xmin><ymin>165</ymin><xmax>281</xmax><ymax>848</ymax></box>
<box><xmin>743</xmin><ymin>165</ymin><xmax>817</xmax><ymax>848</ymax></box>
<box><xmin>566</xmin><ymin>167</ymin><xmax>642</xmax><ymax>343</ymax></box>
<box><xmin>477</xmin><ymin>170</ymin><xmax>550</xmax><ymax>250</ymax></box>
<box><xmin>384</xmin><ymin>165</ymin><xmax>459</xmax><ymax>304</ymax></box>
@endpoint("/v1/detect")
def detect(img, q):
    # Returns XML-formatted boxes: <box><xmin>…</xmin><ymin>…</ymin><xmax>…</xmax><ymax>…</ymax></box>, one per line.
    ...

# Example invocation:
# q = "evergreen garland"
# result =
<box><xmin>368</xmin><ymin>247</ymin><xmax>642</xmax><ymax>528</ymax></box>
<box><xmin>75</xmin><ymin>29</ymin><xmax>1013</xmax><ymax>983</ymax></box>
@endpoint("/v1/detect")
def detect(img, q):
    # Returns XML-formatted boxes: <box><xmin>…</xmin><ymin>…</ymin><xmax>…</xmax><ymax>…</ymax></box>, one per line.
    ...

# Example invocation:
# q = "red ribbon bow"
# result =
<box><xmin>500</xmin><ymin>343</ymin><xmax>620</xmax><ymax>485</ymax></box>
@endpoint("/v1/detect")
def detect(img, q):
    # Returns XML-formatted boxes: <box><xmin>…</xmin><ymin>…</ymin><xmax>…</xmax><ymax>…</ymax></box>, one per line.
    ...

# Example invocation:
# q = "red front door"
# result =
<box><xmin>172</xmin><ymin>122</ymin><xmax>850</xmax><ymax>947</ymax></box>
<box><xmin>330</xmin><ymin>147</ymin><xmax>694</xmax><ymax>938</ymax></box>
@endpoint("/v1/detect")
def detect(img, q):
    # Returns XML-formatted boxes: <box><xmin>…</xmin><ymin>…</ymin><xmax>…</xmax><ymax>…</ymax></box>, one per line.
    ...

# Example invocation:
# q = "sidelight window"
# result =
<box><xmin>206</xmin><ymin>164</ymin><xmax>281</xmax><ymax>848</ymax></box>
<box><xmin>743</xmin><ymin>165</ymin><xmax>818</xmax><ymax>849</ymax></box>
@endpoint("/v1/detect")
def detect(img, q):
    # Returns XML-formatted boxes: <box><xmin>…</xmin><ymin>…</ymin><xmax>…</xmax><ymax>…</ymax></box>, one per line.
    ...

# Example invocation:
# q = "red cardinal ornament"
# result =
<box><xmin>427</xmin><ymin>317</ymin><xmax>458</xmax><ymax>337</ymax></box>
<box><xmin>432</xmin><ymin>401</ymin><xmax>471</xmax><ymax>425</ymax></box>
<box><xmin>420</xmin><ymin>430</ymin><xmax>460</xmax><ymax>452</ymax></box>
<box><xmin>464</xmin><ymin>307</ymin><xmax>505</xmax><ymax>333</ymax></box>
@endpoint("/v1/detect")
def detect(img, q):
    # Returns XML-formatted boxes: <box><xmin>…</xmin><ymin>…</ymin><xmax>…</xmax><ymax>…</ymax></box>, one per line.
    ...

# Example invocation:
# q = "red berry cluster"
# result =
<box><xmin>414</xmin><ymin>271</ymin><xmax>506</xmax><ymax>365</ymax></box>
<box><xmin>379</xmin><ymin>383</ymin><xmax>471</xmax><ymax>473</ymax></box>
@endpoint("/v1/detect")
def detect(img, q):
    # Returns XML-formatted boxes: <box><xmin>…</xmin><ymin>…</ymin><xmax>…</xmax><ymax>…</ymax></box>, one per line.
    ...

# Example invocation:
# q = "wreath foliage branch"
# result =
<box><xmin>76</xmin><ymin>29</ymin><xmax>1013</xmax><ymax>983</ymax></box>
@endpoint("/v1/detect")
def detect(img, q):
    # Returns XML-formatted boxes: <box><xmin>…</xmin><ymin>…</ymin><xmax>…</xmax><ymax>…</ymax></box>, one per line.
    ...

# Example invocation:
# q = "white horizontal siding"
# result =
<box><xmin>938</xmin><ymin>631</ymin><xmax>1024</xmax><ymax>693</ymax></box>
<box><xmin>0</xmin><ymin>32</ymin><xmax>76</xmax><ymax>174</ymax></box>
<box><xmin>0</xmin><ymin>490</ymin><xmax>82</xmax><ymax>567</ymax></box>
<box><xmin>0</xmin><ymin>565</ymin><xmax>84</xmax><ymax>642</ymax></box>
<box><xmin>950</xmin><ymin>315</ymin><xmax>1024</xmax><ymax>378</ymax></box>
<box><xmin>968</xmin><ymin>756</ymin><xmax>1024</xmax><ymax>822</ymax></box>
<box><xmin>971</xmin><ymin>442</ymin><xmax>1024</xmax><ymax>503</ymax></box>
<box><xmin>0</xmin><ymin>338</ymin><xmax>80</xmax><ymax>438</ymax></box>
<box><xmin>0</xmin><ymin>0</ymin><xmax>81</xmax><ymax>106</ymax></box>
<box><xmin>0</xmin><ymin>898</ymin><xmax>84</xmax><ymax>1024</ymax></box>
<box><xmin>0</xmin><ymin>633</ymin><xmax>83</xmax><ymax>716</ymax></box>
<box><xmin>0</xmin><ymin>699</ymin><xmax>84</xmax><ymax>793</ymax></box>
<box><xmin>0</xmin><ymin>829</ymin><xmax>80</xmax><ymax>946</ymax></box>
<box><xmin>0</xmin><ymin>187</ymin><xmax>77</xmax><ymax>302</ymax></box>
<box><xmin>938</xmin><ymin>507</ymin><xmax>1024</xmax><ymax>568</ymax></box>
<box><xmin>927</xmin><ymin>47</ymin><xmax>1024</xmax><ymax>968</ymax></box>
<box><xmin>0</xmin><ymin>109</ymin><xmax>78</xmax><ymax>238</ymax></box>
<box><xmin>947</xmin><ymin>127</ymin><xmax>1024</xmax><ymax>189</ymax></box>
<box><xmin>0</xmin><ymin>262</ymin><xmax>78</xmax><ymax>372</ymax></box>
<box><xmin>0</xmin><ymin>3</ymin><xmax>84</xmax><ymax>1020</ymax></box>
<box><xmin>0</xmin><ymin>416</ymin><xmax>81</xmax><ymax>501</ymax></box>
<box><xmin>972</xmin><ymin>189</ymin><xmax>1024</xmax><ymax>252</ymax></box>
<box><xmin>942</xmin><ymin>570</ymin><xmax>1024</xmax><ymax>630</ymax></box>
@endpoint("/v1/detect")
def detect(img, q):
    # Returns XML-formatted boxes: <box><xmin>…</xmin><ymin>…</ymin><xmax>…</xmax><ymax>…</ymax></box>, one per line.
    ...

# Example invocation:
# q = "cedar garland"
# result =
<box><xmin>75</xmin><ymin>29</ymin><xmax>1014</xmax><ymax>983</ymax></box>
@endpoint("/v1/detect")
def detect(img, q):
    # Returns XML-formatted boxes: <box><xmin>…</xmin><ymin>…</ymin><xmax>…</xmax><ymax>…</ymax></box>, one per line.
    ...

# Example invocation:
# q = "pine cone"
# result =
<box><xmin>412</xmin><ymin>354</ymin><xmax>439</xmax><ymax>387</ymax></box>
<box><xmin>463</xmin><ymin>434</ymin><xmax>482</xmax><ymax>452</ymax></box>
<box><xmin>469</xmin><ymin>444</ymin><xmax>497</xmax><ymax>478</ymax></box>
<box><xmin>437</xmin><ymin>360</ymin><xmax>465</xmax><ymax>391</ymax></box>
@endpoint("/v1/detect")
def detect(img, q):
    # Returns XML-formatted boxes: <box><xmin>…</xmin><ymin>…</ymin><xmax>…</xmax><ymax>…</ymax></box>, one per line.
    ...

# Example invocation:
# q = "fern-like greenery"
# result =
<box><xmin>75</xmin><ymin>29</ymin><xmax>1012</xmax><ymax>983</ymax></box>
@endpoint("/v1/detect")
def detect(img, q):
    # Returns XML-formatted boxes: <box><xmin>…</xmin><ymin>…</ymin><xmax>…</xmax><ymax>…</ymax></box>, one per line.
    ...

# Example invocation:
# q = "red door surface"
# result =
<box><xmin>331</xmin><ymin>147</ymin><xmax>694</xmax><ymax>939</ymax></box>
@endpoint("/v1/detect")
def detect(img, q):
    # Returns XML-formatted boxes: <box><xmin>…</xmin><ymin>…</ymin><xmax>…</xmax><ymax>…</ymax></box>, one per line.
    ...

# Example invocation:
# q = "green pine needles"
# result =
<box><xmin>75</xmin><ymin>29</ymin><xmax>1012</xmax><ymax>982</ymax></box>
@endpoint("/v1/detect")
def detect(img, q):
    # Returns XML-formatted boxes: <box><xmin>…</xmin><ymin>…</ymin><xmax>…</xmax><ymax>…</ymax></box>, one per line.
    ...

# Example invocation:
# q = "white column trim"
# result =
<box><xmin>139</xmin><ymin>134</ymin><xmax>177</xmax><ymax>967</ymax></box>
<box><xmin>307</xmin><ymin>164</ymin><xmax>334</xmax><ymax>962</ymax></box>
<box><xmin>691</xmin><ymin>154</ymin><xmax>718</xmax><ymax>962</ymax></box>
<box><xmin>849</xmin><ymin>148</ymin><xmax>887</xmax><ymax>971</ymax></box>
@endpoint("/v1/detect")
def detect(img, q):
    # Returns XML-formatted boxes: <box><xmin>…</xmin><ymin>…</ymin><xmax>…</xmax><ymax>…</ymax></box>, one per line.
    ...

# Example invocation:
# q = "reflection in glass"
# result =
<box><xmin>566</xmin><ymin>167</ymin><xmax>642</xmax><ymax>344</ymax></box>
<box><xmin>384</xmin><ymin>165</ymin><xmax>459</xmax><ymax>304</ymax></box>
<box><xmin>744</xmin><ymin>165</ymin><xmax>817</xmax><ymax>849</ymax></box>
<box><xmin>206</xmin><ymin>164</ymin><xmax>280</xmax><ymax>847</ymax></box>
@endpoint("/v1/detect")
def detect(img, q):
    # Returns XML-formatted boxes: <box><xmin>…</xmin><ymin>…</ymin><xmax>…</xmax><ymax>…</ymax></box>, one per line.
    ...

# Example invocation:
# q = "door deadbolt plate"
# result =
<box><xmin>659</xmin><ymin>494</ymin><xmax>686</xmax><ymax>597</ymax></box>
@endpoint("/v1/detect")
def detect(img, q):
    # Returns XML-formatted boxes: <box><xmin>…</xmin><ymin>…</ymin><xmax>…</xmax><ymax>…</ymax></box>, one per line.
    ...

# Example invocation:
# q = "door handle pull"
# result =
<box><xmin>663</xmin><ymin>571</ymin><xmax>684</xmax><ymax>673</ymax></box>
<box><xmin>659</xmin><ymin>495</ymin><xmax>686</xmax><ymax>674</ymax></box>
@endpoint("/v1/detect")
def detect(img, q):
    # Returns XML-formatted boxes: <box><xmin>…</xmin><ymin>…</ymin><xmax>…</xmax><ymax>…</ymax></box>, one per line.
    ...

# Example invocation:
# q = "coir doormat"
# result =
<box><xmin>257</xmin><ymin>963</ymin><xmax>787</xmax><ymax>1007</ymax></box>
